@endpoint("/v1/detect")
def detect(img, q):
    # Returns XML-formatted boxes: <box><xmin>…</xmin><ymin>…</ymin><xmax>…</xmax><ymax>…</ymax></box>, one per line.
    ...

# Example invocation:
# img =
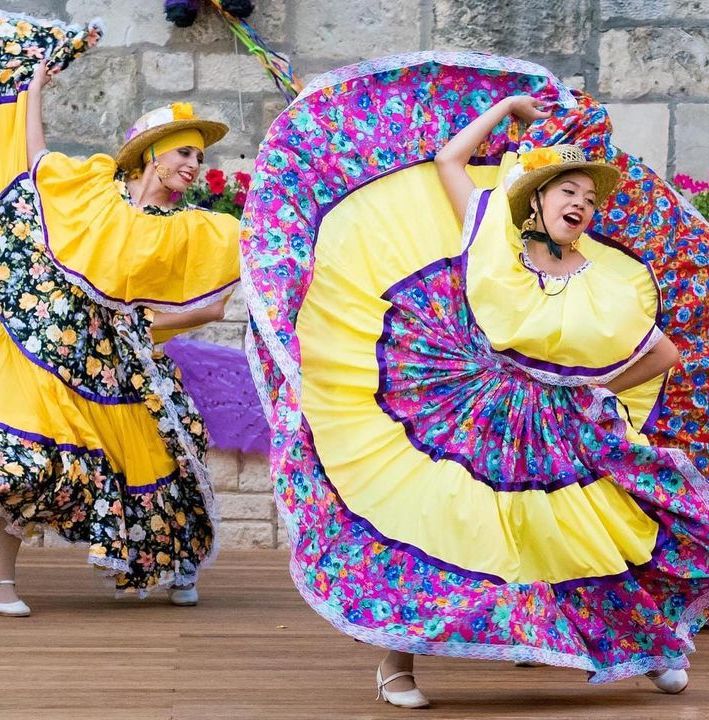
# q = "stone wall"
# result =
<box><xmin>12</xmin><ymin>0</ymin><xmax>709</xmax><ymax>548</ymax></box>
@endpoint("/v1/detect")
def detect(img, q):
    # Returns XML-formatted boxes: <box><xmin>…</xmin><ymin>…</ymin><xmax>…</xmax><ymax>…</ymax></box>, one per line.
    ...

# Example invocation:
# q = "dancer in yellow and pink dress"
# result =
<box><xmin>241</xmin><ymin>52</ymin><xmax>707</xmax><ymax>707</ymax></box>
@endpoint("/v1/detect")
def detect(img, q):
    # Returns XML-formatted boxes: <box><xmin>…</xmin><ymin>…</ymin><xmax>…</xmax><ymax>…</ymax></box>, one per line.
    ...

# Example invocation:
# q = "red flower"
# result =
<box><xmin>205</xmin><ymin>168</ymin><xmax>227</xmax><ymax>195</ymax></box>
<box><xmin>233</xmin><ymin>170</ymin><xmax>251</xmax><ymax>188</ymax></box>
<box><xmin>233</xmin><ymin>190</ymin><xmax>247</xmax><ymax>207</ymax></box>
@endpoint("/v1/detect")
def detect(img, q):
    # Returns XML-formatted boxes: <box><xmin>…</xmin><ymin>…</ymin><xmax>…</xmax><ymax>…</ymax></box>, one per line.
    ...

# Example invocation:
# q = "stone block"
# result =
<box><xmin>218</xmin><ymin>520</ymin><xmax>274</xmax><ymax>548</ymax></box>
<box><xmin>605</xmin><ymin>103</ymin><xmax>670</xmax><ymax>177</ymax></box>
<box><xmin>433</xmin><ymin>0</ymin><xmax>592</xmax><ymax>56</ymax></box>
<box><xmin>174</xmin><ymin>5</ymin><xmax>230</xmax><ymax>45</ymax></box>
<box><xmin>600</xmin><ymin>0</ymin><xmax>709</xmax><ymax>21</ymax></box>
<box><xmin>177</xmin><ymin>98</ymin><xmax>260</xmax><ymax>156</ymax></box>
<box><xmin>562</xmin><ymin>75</ymin><xmax>586</xmax><ymax>91</ymax></box>
<box><xmin>239</xmin><ymin>453</ymin><xmax>272</xmax><ymax>492</ymax></box>
<box><xmin>197</xmin><ymin>51</ymin><xmax>277</xmax><ymax>93</ymax></box>
<box><xmin>276</xmin><ymin>514</ymin><xmax>290</xmax><ymax>549</ymax></box>
<box><xmin>206</xmin><ymin>447</ymin><xmax>240</xmax><ymax>492</ymax></box>
<box><xmin>142</xmin><ymin>51</ymin><xmax>194</xmax><ymax>92</ymax></box>
<box><xmin>250</xmin><ymin>0</ymin><xmax>287</xmax><ymax>45</ymax></box>
<box><xmin>217</xmin><ymin>493</ymin><xmax>274</xmax><ymax>520</ymax></box>
<box><xmin>44</xmin><ymin>54</ymin><xmax>139</xmax><ymax>154</ymax></box>
<box><xmin>599</xmin><ymin>29</ymin><xmax>709</xmax><ymax>99</ymax></box>
<box><xmin>674</xmin><ymin>104</ymin><xmax>709</xmax><ymax>182</ymax></box>
<box><xmin>223</xmin><ymin>285</ymin><xmax>248</xmax><ymax>323</ymax></box>
<box><xmin>4</xmin><ymin>1</ymin><xmax>62</xmax><ymax>17</ymax></box>
<box><xmin>185</xmin><ymin>320</ymin><xmax>245</xmax><ymax>348</ymax></box>
<box><xmin>66</xmin><ymin>0</ymin><xmax>171</xmax><ymax>47</ymax></box>
<box><xmin>293</xmin><ymin>0</ymin><xmax>421</xmax><ymax>60</ymax></box>
<box><xmin>262</xmin><ymin>97</ymin><xmax>288</xmax><ymax>136</ymax></box>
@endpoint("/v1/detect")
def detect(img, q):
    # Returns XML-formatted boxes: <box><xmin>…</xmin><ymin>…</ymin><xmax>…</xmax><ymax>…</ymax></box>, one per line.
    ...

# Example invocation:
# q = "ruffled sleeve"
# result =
<box><xmin>33</xmin><ymin>152</ymin><xmax>240</xmax><ymax>313</ymax></box>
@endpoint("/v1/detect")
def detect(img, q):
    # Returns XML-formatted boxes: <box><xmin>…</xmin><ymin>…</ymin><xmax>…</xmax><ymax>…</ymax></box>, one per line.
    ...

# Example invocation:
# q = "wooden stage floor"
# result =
<box><xmin>1</xmin><ymin>548</ymin><xmax>706</xmax><ymax>720</ymax></box>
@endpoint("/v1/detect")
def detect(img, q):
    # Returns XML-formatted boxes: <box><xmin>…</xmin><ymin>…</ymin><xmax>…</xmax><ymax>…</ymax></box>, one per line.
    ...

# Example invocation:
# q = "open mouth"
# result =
<box><xmin>178</xmin><ymin>171</ymin><xmax>194</xmax><ymax>183</ymax></box>
<box><xmin>562</xmin><ymin>212</ymin><xmax>582</xmax><ymax>228</ymax></box>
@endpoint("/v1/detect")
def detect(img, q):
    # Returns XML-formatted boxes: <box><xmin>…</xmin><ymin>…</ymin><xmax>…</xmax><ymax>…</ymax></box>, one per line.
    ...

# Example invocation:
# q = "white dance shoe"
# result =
<box><xmin>0</xmin><ymin>580</ymin><xmax>31</xmax><ymax>617</ymax></box>
<box><xmin>168</xmin><ymin>584</ymin><xmax>199</xmax><ymax>606</ymax></box>
<box><xmin>646</xmin><ymin>668</ymin><xmax>688</xmax><ymax>694</ymax></box>
<box><xmin>376</xmin><ymin>665</ymin><xmax>430</xmax><ymax>709</ymax></box>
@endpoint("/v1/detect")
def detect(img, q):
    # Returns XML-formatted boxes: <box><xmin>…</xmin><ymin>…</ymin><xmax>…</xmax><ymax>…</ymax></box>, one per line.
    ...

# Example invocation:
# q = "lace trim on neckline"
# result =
<box><xmin>520</xmin><ymin>241</ymin><xmax>592</xmax><ymax>283</ymax></box>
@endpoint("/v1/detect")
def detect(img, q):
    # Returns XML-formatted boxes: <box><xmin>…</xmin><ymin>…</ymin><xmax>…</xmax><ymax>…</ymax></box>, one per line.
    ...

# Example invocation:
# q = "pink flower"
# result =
<box><xmin>34</xmin><ymin>301</ymin><xmax>50</xmax><ymax>319</ymax></box>
<box><xmin>25</xmin><ymin>45</ymin><xmax>44</xmax><ymax>59</ymax></box>
<box><xmin>101</xmin><ymin>366</ymin><xmax>118</xmax><ymax>388</ymax></box>
<box><xmin>12</xmin><ymin>197</ymin><xmax>34</xmax><ymax>217</ymax></box>
<box><xmin>29</xmin><ymin>262</ymin><xmax>46</xmax><ymax>279</ymax></box>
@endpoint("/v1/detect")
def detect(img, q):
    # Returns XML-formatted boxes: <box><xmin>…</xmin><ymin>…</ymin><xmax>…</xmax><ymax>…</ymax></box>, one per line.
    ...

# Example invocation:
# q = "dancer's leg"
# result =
<box><xmin>0</xmin><ymin>520</ymin><xmax>22</xmax><ymax>603</ymax></box>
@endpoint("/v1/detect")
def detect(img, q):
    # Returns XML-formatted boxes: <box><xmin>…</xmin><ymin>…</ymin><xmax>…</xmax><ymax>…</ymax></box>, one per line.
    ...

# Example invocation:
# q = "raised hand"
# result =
<box><xmin>506</xmin><ymin>95</ymin><xmax>553</xmax><ymax>123</ymax></box>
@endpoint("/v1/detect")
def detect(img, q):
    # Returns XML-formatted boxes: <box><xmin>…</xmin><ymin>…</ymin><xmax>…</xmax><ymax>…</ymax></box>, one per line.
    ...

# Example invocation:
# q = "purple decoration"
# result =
<box><xmin>164</xmin><ymin>337</ymin><xmax>269</xmax><ymax>454</ymax></box>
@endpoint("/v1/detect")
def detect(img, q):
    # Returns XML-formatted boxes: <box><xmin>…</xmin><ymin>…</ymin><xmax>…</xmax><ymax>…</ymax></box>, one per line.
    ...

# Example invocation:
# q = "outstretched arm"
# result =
<box><xmin>434</xmin><ymin>95</ymin><xmax>551</xmax><ymax>222</ymax></box>
<box><xmin>26</xmin><ymin>60</ymin><xmax>52</xmax><ymax>169</ymax></box>
<box><xmin>606</xmin><ymin>333</ymin><xmax>680</xmax><ymax>394</ymax></box>
<box><xmin>151</xmin><ymin>298</ymin><xmax>227</xmax><ymax>332</ymax></box>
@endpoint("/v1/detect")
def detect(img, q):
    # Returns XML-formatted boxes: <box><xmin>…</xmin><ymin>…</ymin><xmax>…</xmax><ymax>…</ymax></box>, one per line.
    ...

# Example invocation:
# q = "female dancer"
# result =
<box><xmin>0</xmin><ymin>13</ymin><xmax>240</xmax><ymax>615</ymax></box>
<box><xmin>241</xmin><ymin>52</ymin><xmax>707</xmax><ymax>708</ymax></box>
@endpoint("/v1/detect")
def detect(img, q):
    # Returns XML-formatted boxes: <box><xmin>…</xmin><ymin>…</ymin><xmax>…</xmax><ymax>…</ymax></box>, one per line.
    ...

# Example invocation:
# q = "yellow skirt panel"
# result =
<box><xmin>0</xmin><ymin>326</ymin><xmax>176</xmax><ymax>486</ymax></box>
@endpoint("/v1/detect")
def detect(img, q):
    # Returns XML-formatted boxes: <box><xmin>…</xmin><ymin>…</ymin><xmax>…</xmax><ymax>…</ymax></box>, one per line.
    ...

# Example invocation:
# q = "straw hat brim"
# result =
<box><xmin>507</xmin><ymin>161</ymin><xmax>621</xmax><ymax>228</ymax></box>
<box><xmin>115</xmin><ymin>119</ymin><xmax>229</xmax><ymax>171</ymax></box>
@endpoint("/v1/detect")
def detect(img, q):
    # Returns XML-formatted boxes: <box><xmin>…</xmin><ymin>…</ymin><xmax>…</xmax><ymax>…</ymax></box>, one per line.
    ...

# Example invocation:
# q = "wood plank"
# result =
<box><xmin>0</xmin><ymin>547</ymin><xmax>705</xmax><ymax>720</ymax></box>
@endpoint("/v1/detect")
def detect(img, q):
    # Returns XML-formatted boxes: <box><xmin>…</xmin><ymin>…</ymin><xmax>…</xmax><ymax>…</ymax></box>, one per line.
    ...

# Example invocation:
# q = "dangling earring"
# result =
<box><xmin>521</xmin><ymin>210</ymin><xmax>537</xmax><ymax>233</ymax></box>
<box><xmin>154</xmin><ymin>163</ymin><xmax>171</xmax><ymax>180</ymax></box>
<box><xmin>570</xmin><ymin>238</ymin><xmax>579</xmax><ymax>252</ymax></box>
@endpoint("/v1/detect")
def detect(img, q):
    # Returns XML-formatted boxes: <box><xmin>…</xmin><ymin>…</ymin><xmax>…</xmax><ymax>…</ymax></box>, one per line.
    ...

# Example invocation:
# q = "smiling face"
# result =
<box><xmin>149</xmin><ymin>145</ymin><xmax>204</xmax><ymax>193</ymax></box>
<box><xmin>531</xmin><ymin>170</ymin><xmax>597</xmax><ymax>245</ymax></box>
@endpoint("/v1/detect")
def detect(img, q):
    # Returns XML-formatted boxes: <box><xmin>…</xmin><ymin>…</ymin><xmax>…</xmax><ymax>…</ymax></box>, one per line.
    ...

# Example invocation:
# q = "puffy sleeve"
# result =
<box><xmin>33</xmin><ymin>152</ymin><xmax>241</xmax><ymax>313</ymax></box>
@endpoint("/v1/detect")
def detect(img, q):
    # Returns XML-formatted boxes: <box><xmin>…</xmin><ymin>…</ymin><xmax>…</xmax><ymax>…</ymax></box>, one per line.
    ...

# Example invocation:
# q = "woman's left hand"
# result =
<box><xmin>506</xmin><ymin>95</ymin><xmax>553</xmax><ymax>124</ymax></box>
<box><xmin>28</xmin><ymin>60</ymin><xmax>55</xmax><ymax>93</ymax></box>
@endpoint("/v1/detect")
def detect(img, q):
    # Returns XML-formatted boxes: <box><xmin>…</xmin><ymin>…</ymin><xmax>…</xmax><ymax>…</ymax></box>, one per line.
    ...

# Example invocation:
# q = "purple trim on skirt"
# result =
<box><xmin>0</xmin><ymin>419</ymin><xmax>177</xmax><ymax>496</ymax></box>
<box><xmin>0</xmin><ymin>420</ymin><xmax>105</xmax><ymax>457</ymax></box>
<box><xmin>124</xmin><ymin>469</ymin><xmax>179</xmax><ymax>495</ymax></box>
<box><xmin>30</xmin><ymin>160</ymin><xmax>240</xmax><ymax>309</ymax></box>
<box><xmin>498</xmin><ymin>324</ymin><xmax>657</xmax><ymax>378</ymax></box>
<box><xmin>642</xmin><ymin>373</ymin><xmax>670</xmax><ymax>434</ymax></box>
<box><xmin>0</xmin><ymin>83</ymin><xmax>27</xmax><ymax>103</ymax></box>
<box><xmin>0</xmin><ymin>321</ymin><xmax>142</xmax><ymax>406</ymax></box>
<box><xmin>301</xmin><ymin>417</ymin><xmax>669</xmax><ymax>592</ymax></box>
<box><xmin>0</xmin><ymin>171</ymin><xmax>28</xmax><ymax>201</ymax></box>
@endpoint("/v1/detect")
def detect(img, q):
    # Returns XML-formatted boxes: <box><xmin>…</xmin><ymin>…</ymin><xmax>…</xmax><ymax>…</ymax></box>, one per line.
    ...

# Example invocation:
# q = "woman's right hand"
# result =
<box><xmin>506</xmin><ymin>95</ymin><xmax>553</xmax><ymax>124</ymax></box>
<box><xmin>28</xmin><ymin>60</ymin><xmax>54</xmax><ymax>93</ymax></box>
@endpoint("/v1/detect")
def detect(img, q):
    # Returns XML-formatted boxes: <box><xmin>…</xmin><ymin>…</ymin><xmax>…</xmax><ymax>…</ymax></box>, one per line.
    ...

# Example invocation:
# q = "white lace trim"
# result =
<box><xmin>240</xmin><ymin>260</ymin><xmax>302</xmax><ymax>398</ymax></box>
<box><xmin>114</xmin><ymin>320</ymin><xmax>221</xmax><ymax>576</ymax></box>
<box><xmin>497</xmin><ymin>325</ymin><xmax>664</xmax><ymax>387</ymax></box>
<box><xmin>520</xmin><ymin>240</ymin><xmax>593</xmax><ymax>282</ymax></box>
<box><xmin>295</xmin><ymin>51</ymin><xmax>577</xmax><ymax>109</ymax></box>
<box><xmin>244</xmin><ymin>321</ymin><xmax>275</xmax><ymax>422</ymax></box>
<box><xmin>273</xmin><ymin>488</ymin><xmax>701</xmax><ymax>682</ymax></box>
<box><xmin>461</xmin><ymin>188</ymin><xmax>485</xmax><ymax>251</ymax></box>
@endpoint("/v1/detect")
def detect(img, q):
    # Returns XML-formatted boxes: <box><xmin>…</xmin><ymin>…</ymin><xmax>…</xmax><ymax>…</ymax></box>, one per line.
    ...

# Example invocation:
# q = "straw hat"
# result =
<box><xmin>115</xmin><ymin>102</ymin><xmax>228</xmax><ymax>171</ymax></box>
<box><xmin>506</xmin><ymin>145</ymin><xmax>621</xmax><ymax>228</ymax></box>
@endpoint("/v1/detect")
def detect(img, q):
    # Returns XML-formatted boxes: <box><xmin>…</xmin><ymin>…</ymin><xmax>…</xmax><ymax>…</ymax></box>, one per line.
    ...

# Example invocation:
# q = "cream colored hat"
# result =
<box><xmin>506</xmin><ymin>145</ymin><xmax>621</xmax><ymax>227</ymax></box>
<box><xmin>115</xmin><ymin>102</ymin><xmax>228</xmax><ymax>171</ymax></box>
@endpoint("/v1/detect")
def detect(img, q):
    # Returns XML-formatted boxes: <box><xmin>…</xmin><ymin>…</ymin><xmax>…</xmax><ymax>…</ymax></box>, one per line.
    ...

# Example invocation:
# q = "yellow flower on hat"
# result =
<box><xmin>520</xmin><ymin>147</ymin><xmax>562</xmax><ymax>172</ymax></box>
<box><xmin>171</xmin><ymin>102</ymin><xmax>194</xmax><ymax>121</ymax></box>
